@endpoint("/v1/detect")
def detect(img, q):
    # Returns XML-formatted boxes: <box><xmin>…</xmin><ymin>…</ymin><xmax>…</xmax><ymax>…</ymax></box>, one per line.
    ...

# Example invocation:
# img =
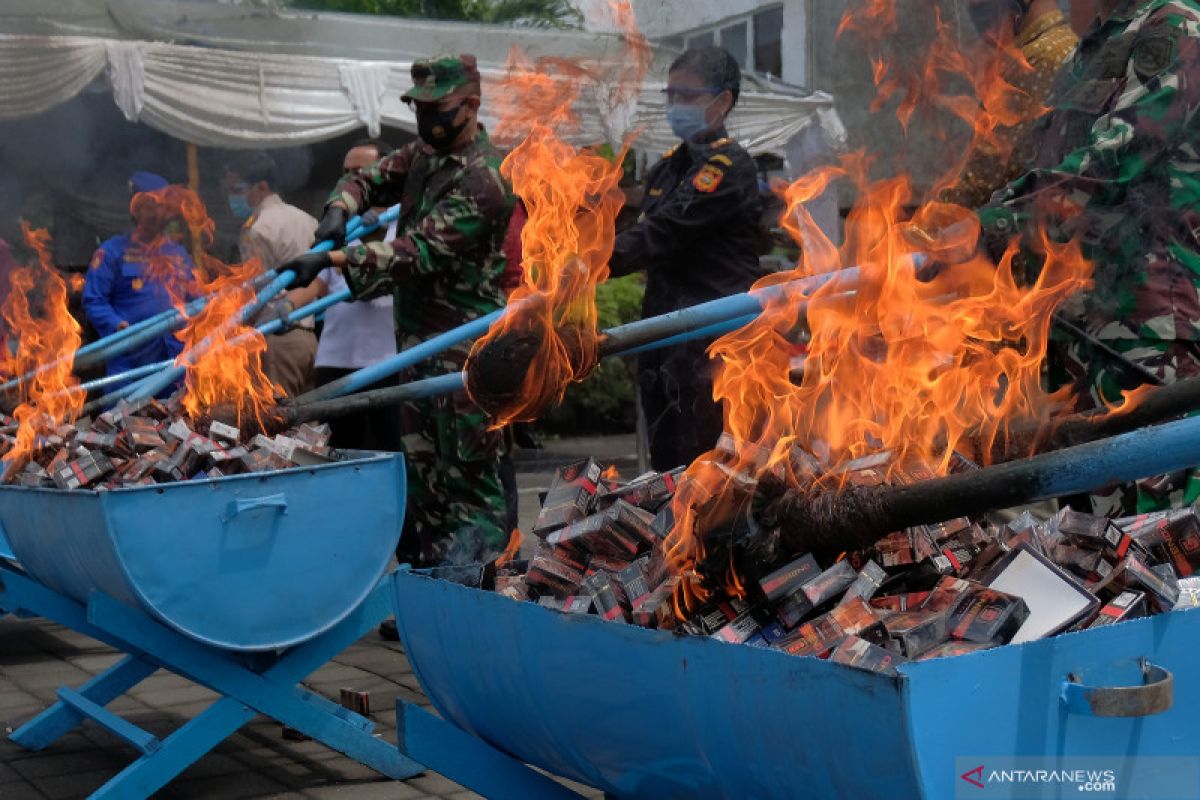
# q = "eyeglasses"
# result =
<box><xmin>342</xmin><ymin>166</ymin><xmax>363</xmax><ymax>176</ymax></box>
<box><xmin>661</xmin><ymin>86</ymin><xmax>723</xmax><ymax>103</ymax></box>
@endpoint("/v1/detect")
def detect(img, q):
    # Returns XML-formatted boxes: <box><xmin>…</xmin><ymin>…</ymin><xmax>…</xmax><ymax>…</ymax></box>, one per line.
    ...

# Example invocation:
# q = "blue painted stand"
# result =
<box><xmin>0</xmin><ymin>564</ymin><xmax>422</xmax><ymax>799</ymax></box>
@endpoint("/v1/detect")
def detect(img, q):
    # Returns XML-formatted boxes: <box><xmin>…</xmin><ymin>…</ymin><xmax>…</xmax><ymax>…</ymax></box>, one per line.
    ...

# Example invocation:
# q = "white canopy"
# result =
<box><xmin>0</xmin><ymin>0</ymin><xmax>844</xmax><ymax>155</ymax></box>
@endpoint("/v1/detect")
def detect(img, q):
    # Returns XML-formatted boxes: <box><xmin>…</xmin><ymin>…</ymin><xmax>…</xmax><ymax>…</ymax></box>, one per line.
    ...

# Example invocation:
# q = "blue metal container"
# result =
<box><xmin>0</xmin><ymin>453</ymin><xmax>405</xmax><ymax>652</ymax></box>
<box><xmin>391</xmin><ymin>570</ymin><xmax>1199</xmax><ymax>800</ymax></box>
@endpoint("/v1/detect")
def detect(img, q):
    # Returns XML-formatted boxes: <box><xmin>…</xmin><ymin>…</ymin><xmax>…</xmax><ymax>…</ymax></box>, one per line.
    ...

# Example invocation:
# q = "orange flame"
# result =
<box><xmin>494</xmin><ymin>528</ymin><xmax>523</xmax><ymax>567</ymax></box>
<box><xmin>465</xmin><ymin>1</ymin><xmax>650</xmax><ymax>426</ymax></box>
<box><xmin>661</xmin><ymin>0</ymin><xmax>1093</xmax><ymax>605</ymax></box>
<box><xmin>1</xmin><ymin>223</ymin><xmax>85</xmax><ymax>475</ymax></box>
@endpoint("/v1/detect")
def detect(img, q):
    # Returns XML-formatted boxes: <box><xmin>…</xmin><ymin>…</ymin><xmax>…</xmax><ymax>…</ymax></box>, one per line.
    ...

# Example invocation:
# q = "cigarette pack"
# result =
<box><xmin>802</xmin><ymin>560</ymin><xmax>857</xmax><ymax>606</ymax></box>
<box><xmin>759</xmin><ymin>554</ymin><xmax>820</xmax><ymax>602</ymax></box>
<box><xmin>50</xmin><ymin>451</ymin><xmax>115</xmax><ymax>490</ymax></box>
<box><xmin>830</xmin><ymin>635</ymin><xmax>908</xmax><ymax>676</ymax></box>
<box><xmin>928</xmin><ymin>517</ymin><xmax>973</xmax><ymax>543</ymax></box>
<box><xmin>1086</xmin><ymin>590</ymin><xmax>1147</xmax><ymax>628</ymax></box>
<box><xmin>920</xmin><ymin>577</ymin><xmax>974</xmax><ymax>614</ymax></box>
<box><xmin>697</xmin><ymin>599</ymin><xmax>749</xmax><ymax>635</ymax></box>
<box><xmin>909</xmin><ymin>526</ymin><xmax>939</xmax><ymax>562</ymax></box>
<box><xmin>1118</xmin><ymin>554</ymin><xmax>1180</xmax><ymax>612</ymax></box>
<box><xmin>840</xmin><ymin>560</ymin><xmax>887</xmax><ymax>604</ymax></box>
<box><xmin>537</xmin><ymin>595</ymin><xmax>594</xmax><ymax>614</ymax></box>
<box><xmin>712</xmin><ymin>610</ymin><xmax>761</xmax><ymax>644</ymax></box>
<box><xmin>876</xmin><ymin>531</ymin><xmax>916</xmax><ymax>570</ymax></box>
<box><xmin>1161</xmin><ymin>510</ymin><xmax>1200</xmax><ymax>577</ymax></box>
<box><xmin>597</xmin><ymin>467</ymin><xmax>684</xmax><ymax>512</ymax></box>
<box><xmin>1057</xmin><ymin>509</ymin><xmax>1124</xmax><ymax>551</ymax></box>
<box><xmin>526</xmin><ymin>550</ymin><xmax>585</xmax><ymax>598</ymax></box>
<box><xmin>616</xmin><ymin>558</ymin><xmax>653</xmax><ymax>609</ymax></box>
<box><xmin>948</xmin><ymin>586</ymin><xmax>1029</xmax><ymax>646</ymax></box>
<box><xmin>495</xmin><ymin>575</ymin><xmax>530</xmax><ymax>601</ymax></box>
<box><xmin>632</xmin><ymin>577</ymin><xmax>678</xmax><ymax>628</ymax></box>
<box><xmin>583</xmin><ymin>570</ymin><xmax>630</xmax><ymax>622</ymax></box>
<box><xmin>829</xmin><ymin>597</ymin><xmax>889</xmax><ymax>647</ymax></box>
<box><xmin>1175</xmin><ymin>577</ymin><xmax>1200</xmax><ymax>611</ymax></box>
<box><xmin>869</xmin><ymin>592</ymin><xmax>930</xmax><ymax>613</ymax></box>
<box><xmin>985</xmin><ymin>544</ymin><xmax>1100</xmax><ymax>642</ymax></box>
<box><xmin>778</xmin><ymin>614</ymin><xmax>846</xmax><ymax>658</ymax></box>
<box><xmin>532</xmin><ymin>458</ymin><xmax>604</xmax><ymax>536</ymax></box>
<box><xmin>882</xmin><ymin>609</ymin><xmax>949</xmax><ymax>658</ymax></box>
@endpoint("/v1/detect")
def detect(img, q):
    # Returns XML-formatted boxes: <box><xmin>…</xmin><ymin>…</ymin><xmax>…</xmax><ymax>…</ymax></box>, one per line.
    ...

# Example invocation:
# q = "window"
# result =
<box><xmin>721</xmin><ymin>21</ymin><xmax>749</xmax><ymax>69</ymax></box>
<box><xmin>660</xmin><ymin>35</ymin><xmax>684</xmax><ymax>52</ymax></box>
<box><xmin>753</xmin><ymin>6</ymin><xmax>784</xmax><ymax>78</ymax></box>
<box><xmin>687</xmin><ymin>30</ymin><xmax>715</xmax><ymax>49</ymax></box>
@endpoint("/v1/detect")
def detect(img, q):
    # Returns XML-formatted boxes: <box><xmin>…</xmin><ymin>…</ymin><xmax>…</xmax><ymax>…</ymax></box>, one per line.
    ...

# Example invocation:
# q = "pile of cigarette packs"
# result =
<box><xmin>494</xmin><ymin>453</ymin><xmax>1200</xmax><ymax>676</ymax></box>
<box><xmin>1</xmin><ymin>398</ymin><xmax>341</xmax><ymax>489</ymax></box>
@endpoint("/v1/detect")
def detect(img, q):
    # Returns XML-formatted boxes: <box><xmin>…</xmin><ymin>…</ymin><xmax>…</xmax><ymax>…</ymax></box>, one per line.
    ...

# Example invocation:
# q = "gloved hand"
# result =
<box><xmin>282</xmin><ymin>251</ymin><xmax>332</xmax><ymax>289</ymax></box>
<box><xmin>358</xmin><ymin>208</ymin><xmax>382</xmax><ymax>230</ymax></box>
<box><xmin>313</xmin><ymin>206</ymin><xmax>349</xmax><ymax>248</ymax></box>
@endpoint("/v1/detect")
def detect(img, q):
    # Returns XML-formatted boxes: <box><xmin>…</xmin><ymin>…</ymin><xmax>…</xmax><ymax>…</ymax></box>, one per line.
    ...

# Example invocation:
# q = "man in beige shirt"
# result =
<box><xmin>223</xmin><ymin>151</ymin><xmax>318</xmax><ymax>398</ymax></box>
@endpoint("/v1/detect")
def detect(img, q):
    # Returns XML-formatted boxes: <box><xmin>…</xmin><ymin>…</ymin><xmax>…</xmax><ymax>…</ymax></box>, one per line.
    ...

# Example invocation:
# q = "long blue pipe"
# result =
<box><xmin>0</xmin><ymin>208</ymin><xmax>395</xmax><ymax>394</ymax></box>
<box><xmin>82</xmin><ymin>287</ymin><xmax>355</xmax><ymax>412</ymax></box>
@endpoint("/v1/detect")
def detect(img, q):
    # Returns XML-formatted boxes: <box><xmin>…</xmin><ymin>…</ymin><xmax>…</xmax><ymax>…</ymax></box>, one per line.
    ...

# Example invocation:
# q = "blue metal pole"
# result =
<box><xmin>115</xmin><ymin>207</ymin><xmax>401</xmax><ymax>403</ymax></box>
<box><xmin>295</xmin><ymin>308</ymin><xmax>507</xmax><ymax>403</ymax></box>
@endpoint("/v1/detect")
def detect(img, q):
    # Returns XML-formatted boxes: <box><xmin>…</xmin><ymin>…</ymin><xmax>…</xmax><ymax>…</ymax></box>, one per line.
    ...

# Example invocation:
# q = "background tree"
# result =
<box><xmin>285</xmin><ymin>0</ymin><xmax>583</xmax><ymax>27</ymax></box>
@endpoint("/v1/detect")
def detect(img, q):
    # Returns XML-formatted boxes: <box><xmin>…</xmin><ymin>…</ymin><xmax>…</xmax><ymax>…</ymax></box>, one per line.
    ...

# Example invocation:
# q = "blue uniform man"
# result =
<box><xmin>82</xmin><ymin>172</ymin><xmax>194</xmax><ymax>389</ymax></box>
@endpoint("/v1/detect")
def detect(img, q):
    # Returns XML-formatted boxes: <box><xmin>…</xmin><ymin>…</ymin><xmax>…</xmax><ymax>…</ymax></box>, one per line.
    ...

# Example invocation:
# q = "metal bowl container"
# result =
<box><xmin>391</xmin><ymin>569</ymin><xmax>1198</xmax><ymax>799</ymax></box>
<box><xmin>0</xmin><ymin>452</ymin><xmax>405</xmax><ymax>652</ymax></box>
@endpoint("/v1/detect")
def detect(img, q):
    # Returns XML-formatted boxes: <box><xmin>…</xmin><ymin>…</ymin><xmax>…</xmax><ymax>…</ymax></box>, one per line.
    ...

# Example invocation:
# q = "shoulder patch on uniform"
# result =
<box><xmin>709</xmin><ymin>137</ymin><xmax>734</xmax><ymax>149</ymax></box>
<box><xmin>1133</xmin><ymin>34</ymin><xmax>1175</xmax><ymax>78</ymax></box>
<box><xmin>710</xmin><ymin>153</ymin><xmax>734</xmax><ymax>167</ymax></box>
<box><xmin>662</xmin><ymin>144</ymin><xmax>679</xmax><ymax>159</ymax></box>
<box><xmin>648</xmin><ymin>188</ymin><xmax>664</xmax><ymax>196</ymax></box>
<box><xmin>692</xmin><ymin>164</ymin><xmax>725</xmax><ymax>193</ymax></box>
<box><xmin>89</xmin><ymin>250</ymin><xmax>104</xmax><ymax>270</ymax></box>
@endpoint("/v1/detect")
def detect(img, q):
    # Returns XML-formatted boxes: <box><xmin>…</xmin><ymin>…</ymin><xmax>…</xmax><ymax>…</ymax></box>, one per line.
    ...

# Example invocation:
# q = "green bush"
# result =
<box><xmin>544</xmin><ymin>275</ymin><xmax>644</xmax><ymax>435</ymax></box>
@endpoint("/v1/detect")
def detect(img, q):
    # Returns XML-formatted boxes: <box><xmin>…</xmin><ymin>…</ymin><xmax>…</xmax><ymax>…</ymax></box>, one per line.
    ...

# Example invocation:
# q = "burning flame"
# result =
<box><xmin>465</xmin><ymin>1</ymin><xmax>650</xmax><ymax>426</ymax></box>
<box><xmin>661</xmin><ymin>0</ymin><xmax>1093</xmax><ymax>609</ymax></box>
<box><xmin>494</xmin><ymin>528</ymin><xmax>523</xmax><ymax>567</ymax></box>
<box><xmin>169</xmin><ymin>190</ymin><xmax>281</xmax><ymax>429</ymax></box>
<box><xmin>1</xmin><ymin>223</ymin><xmax>85</xmax><ymax>476</ymax></box>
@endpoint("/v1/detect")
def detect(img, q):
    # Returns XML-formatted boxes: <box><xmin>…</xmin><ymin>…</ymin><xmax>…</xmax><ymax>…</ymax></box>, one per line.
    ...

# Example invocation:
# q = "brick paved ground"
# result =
<box><xmin>0</xmin><ymin>436</ymin><xmax>633</xmax><ymax>799</ymax></box>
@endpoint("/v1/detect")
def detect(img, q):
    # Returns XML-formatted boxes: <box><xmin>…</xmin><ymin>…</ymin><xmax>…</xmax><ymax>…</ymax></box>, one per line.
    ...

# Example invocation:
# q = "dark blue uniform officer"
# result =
<box><xmin>82</xmin><ymin>172</ymin><xmax>194</xmax><ymax>389</ymax></box>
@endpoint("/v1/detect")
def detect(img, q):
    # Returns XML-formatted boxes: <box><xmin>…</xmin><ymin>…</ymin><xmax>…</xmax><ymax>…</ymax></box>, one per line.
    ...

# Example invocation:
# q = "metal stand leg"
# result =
<box><xmin>11</xmin><ymin>655</ymin><xmax>157</xmax><ymax>751</ymax></box>
<box><xmin>396</xmin><ymin>703</ymin><xmax>585</xmax><ymax>800</ymax></box>
<box><xmin>87</xmin><ymin>584</ymin><xmax>422</xmax><ymax>781</ymax></box>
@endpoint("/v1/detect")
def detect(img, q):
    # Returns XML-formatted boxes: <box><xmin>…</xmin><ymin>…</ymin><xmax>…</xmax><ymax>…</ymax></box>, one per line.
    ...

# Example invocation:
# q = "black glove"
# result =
<box><xmin>283</xmin><ymin>251</ymin><xmax>332</xmax><ymax>289</ymax></box>
<box><xmin>313</xmin><ymin>206</ymin><xmax>349</xmax><ymax>248</ymax></box>
<box><xmin>358</xmin><ymin>208</ymin><xmax>382</xmax><ymax>230</ymax></box>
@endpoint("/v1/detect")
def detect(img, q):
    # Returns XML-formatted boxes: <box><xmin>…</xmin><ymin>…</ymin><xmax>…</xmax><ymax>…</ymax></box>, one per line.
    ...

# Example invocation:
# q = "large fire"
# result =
<box><xmin>464</xmin><ymin>0</ymin><xmax>650</xmax><ymax>426</ymax></box>
<box><xmin>661</xmin><ymin>0</ymin><xmax>1093</xmax><ymax>610</ymax></box>
<box><xmin>0</xmin><ymin>223</ymin><xmax>86</xmax><ymax>476</ymax></box>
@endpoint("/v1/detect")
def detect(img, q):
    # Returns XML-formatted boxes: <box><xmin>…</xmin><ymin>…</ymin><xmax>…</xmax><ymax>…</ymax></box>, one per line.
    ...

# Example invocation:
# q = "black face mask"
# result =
<box><xmin>968</xmin><ymin>0</ymin><xmax>1028</xmax><ymax>37</ymax></box>
<box><xmin>416</xmin><ymin>103</ymin><xmax>467</xmax><ymax>147</ymax></box>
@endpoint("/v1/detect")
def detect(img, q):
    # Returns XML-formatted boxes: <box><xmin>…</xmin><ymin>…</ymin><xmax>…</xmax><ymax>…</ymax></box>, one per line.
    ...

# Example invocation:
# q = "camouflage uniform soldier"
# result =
<box><xmin>286</xmin><ymin>54</ymin><xmax>516</xmax><ymax>565</ymax></box>
<box><xmin>977</xmin><ymin>0</ymin><xmax>1200</xmax><ymax>513</ymax></box>
<box><xmin>942</xmin><ymin>0</ymin><xmax>1079</xmax><ymax>208</ymax></box>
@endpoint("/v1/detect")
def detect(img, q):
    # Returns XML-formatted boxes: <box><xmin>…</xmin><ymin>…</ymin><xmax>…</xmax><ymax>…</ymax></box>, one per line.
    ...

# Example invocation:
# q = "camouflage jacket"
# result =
<box><xmin>328</xmin><ymin>127</ymin><xmax>515</xmax><ymax>347</ymax></box>
<box><xmin>979</xmin><ymin>0</ymin><xmax>1200</xmax><ymax>344</ymax></box>
<box><xmin>941</xmin><ymin>10</ymin><xmax>1078</xmax><ymax>208</ymax></box>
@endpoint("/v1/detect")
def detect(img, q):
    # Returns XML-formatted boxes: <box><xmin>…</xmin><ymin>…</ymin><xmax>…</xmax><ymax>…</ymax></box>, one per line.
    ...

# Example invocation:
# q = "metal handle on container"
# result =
<box><xmin>1061</xmin><ymin>658</ymin><xmax>1173</xmax><ymax>717</ymax></box>
<box><xmin>223</xmin><ymin>493</ymin><xmax>289</xmax><ymax>522</ymax></box>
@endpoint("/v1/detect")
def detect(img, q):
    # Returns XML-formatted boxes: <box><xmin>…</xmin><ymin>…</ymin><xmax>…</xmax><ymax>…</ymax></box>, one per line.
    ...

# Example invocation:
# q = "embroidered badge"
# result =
<box><xmin>89</xmin><ymin>251</ymin><xmax>103</xmax><ymax>270</ymax></box>
<box><xmin>693</xmin><ymin>164</ymin><xmax>725</xmax><ymax>193</ymax></box>
<box><xmin>131</xmin><ymin>278</ymin><xmax>144</xmax><ymax>291</ymax></box>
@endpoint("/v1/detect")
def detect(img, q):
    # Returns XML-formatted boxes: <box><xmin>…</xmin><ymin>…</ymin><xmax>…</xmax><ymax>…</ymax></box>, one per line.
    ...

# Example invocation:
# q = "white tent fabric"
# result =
<box><xmin>0</xmin><ymin>28</ymin><xmax>842</xmax><ymax>156</ymax></box>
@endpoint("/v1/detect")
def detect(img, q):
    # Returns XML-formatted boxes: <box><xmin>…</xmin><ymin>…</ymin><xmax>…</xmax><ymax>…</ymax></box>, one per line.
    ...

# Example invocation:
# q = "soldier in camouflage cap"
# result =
<box><xmin>974</xmin><ymin>0</ymin><xmax>1200</xmax><ymax>514</ymax></box>
<box><xmin>284</xmin><ymin>53</ymin><xmax>516</xmax><ymax>568</ymax></box>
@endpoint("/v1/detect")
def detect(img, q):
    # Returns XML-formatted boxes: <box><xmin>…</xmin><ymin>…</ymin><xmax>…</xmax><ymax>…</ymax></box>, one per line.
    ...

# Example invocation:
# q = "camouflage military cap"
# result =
<box><xmin>403</xmin><ymin>54</ymin><xmax>482</xmax><ymax>102</ymax></box>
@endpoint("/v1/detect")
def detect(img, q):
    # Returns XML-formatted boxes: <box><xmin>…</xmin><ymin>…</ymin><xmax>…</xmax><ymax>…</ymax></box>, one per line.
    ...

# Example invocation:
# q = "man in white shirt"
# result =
<box><xmin>223</xmin><ymin>151</ymin><xmax>319</xmax><ymax>398</ymax></box>
<box><xmin>293</xmin><ymin>139</ymin><xmax>402</xmax><ymax>450</ymax></box>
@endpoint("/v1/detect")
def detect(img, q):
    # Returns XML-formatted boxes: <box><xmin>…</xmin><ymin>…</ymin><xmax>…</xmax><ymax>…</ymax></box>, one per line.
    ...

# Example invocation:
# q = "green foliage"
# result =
<box><xmin>545</xmin><ymin>275</ymin><xmax>645</xmax><ymax>435</ymax></box>
<box><xmin>285</xmin><ymin>0</ymin><xmax>583</xmax><ymax>27</ymax></box>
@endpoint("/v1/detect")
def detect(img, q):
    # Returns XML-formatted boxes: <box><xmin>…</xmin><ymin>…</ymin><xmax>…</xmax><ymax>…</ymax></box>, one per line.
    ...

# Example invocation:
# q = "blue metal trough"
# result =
<box><xmin>0</xmin><ymin>452</ymin><xmax>405</xmax><ymax>652</ymax></box>
<box><xmin>391</xmin><ymin>570</ymin><xmax>1200</xmax><ymax>800</ymax></box>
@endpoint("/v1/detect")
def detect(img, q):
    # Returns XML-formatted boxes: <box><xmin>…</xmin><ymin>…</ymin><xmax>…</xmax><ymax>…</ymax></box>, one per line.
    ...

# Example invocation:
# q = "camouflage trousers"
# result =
<box><xmin>1051</xmin><ymin>334</ymin><xmax>1200</xmax><ymax>515</ymax></box>
<box><xmin>393</xmin><ymin>362</ymin><xmax>510</xmax><ymax>568</ymax></box>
